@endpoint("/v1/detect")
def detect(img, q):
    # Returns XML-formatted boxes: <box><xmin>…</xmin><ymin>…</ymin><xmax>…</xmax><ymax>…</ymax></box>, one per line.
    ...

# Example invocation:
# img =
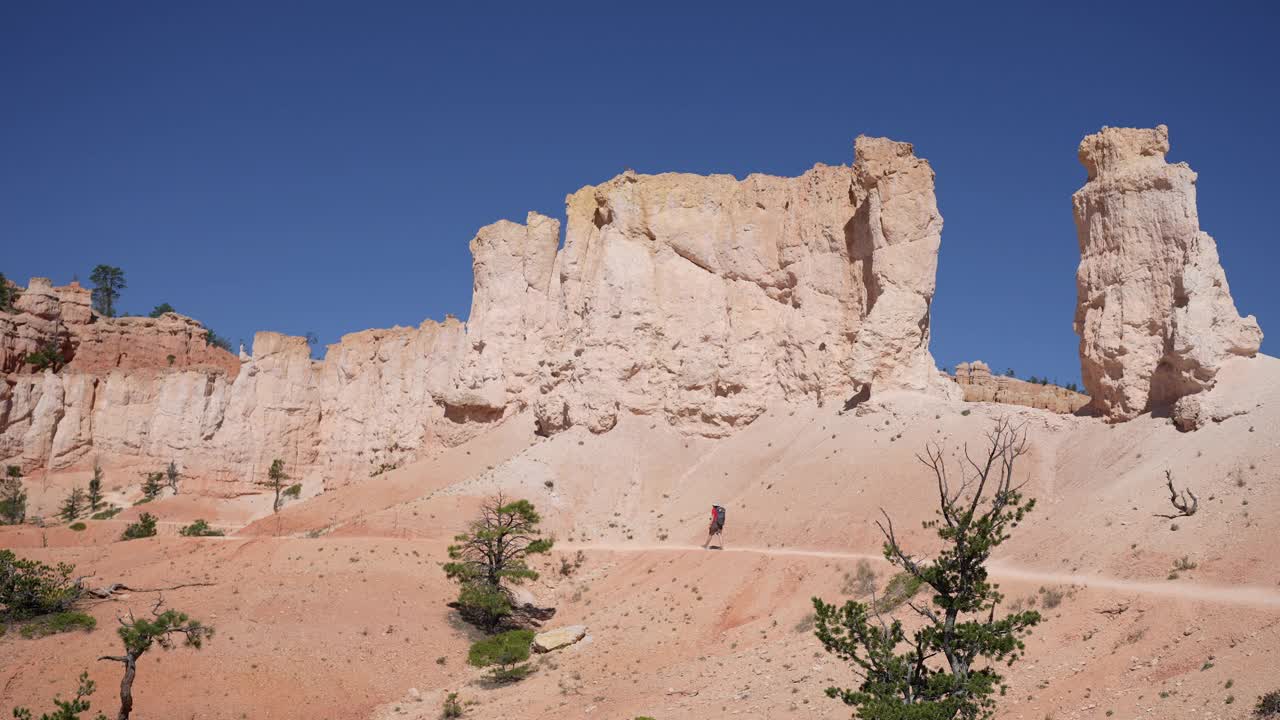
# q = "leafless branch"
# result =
<box><xmin>1155</xmin><ymin>470</ymin><xmax>1197</xmax><ymax>518</ymax></box>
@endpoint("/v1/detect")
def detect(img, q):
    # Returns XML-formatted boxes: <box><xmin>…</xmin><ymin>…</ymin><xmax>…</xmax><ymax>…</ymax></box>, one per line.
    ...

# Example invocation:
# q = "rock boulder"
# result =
<box><xmin>532</xmin><ymin>625</ymin><xmax>587</xmax><ymax>653</ymax></box>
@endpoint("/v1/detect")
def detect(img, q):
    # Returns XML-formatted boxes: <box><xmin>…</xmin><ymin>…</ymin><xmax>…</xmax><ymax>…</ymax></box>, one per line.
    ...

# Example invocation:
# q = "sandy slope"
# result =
<box><xmin>2</xmin><ymin>355</ymin><xmax>1278</xmax><ymax>719</ymax></box>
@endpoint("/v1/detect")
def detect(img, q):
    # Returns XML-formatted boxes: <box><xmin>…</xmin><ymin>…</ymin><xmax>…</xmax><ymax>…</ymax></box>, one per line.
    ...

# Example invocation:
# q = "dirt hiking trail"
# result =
<box><xmin>565</xmin><ymin>542</ymin><xmax>1280</xmax><ymax>609</ymax></box>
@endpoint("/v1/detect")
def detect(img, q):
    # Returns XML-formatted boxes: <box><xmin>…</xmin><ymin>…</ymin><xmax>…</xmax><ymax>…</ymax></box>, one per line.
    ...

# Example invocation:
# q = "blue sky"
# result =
<box><xmin>2</xmin><ymin>1</ymin><xmax>1275</xmax><ymax>384</ymax></box>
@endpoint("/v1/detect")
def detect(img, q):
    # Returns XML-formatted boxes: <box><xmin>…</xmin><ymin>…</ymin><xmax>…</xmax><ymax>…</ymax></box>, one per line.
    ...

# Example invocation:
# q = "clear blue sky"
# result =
<box><xmin>2</xmin><ymin>2</ymin><xmax>1275</xmax><ymax>384</ymax></box>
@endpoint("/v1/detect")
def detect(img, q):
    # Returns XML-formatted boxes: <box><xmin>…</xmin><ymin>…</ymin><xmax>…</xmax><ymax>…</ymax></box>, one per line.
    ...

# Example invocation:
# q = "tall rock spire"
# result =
<box><xmin>1073</xmin><ymin>124</ymin><xmax>1262</xmax><ymax>422</ymax></box>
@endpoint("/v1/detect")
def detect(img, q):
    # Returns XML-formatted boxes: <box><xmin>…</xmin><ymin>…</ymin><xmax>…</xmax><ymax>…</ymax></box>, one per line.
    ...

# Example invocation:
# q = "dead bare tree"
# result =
<box><xmin>1155</xmin><ymin>470</ymin><xmax>1198</xmax><ymax>519</ymax></box>
<box><xmin>164</xmin><ymin>460</ymin><xmax>180</xmax><ymax>495</ymax></box>
<box><xmin>81</xmin><ymin>581</ymin><xmax>217</xmax><ymax>600</ymax></box>
<box><xmin>98</xmin><ymin>597</ymin><xmax>212</xmax><ymax>720</ymax></box>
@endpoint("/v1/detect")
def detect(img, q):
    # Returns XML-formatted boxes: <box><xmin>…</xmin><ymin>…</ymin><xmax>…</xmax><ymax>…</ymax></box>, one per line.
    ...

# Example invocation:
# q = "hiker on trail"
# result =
<box><xmin>704</xmin><ymin>504</ymin><xmax>726</xmax><ymax>548</ymax></box>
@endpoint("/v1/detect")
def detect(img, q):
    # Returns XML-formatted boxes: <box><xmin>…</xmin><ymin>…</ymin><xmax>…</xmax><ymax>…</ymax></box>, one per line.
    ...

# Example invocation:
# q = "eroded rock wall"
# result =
<box><xmin>535</xmin><ymin>135</ymin><xmax>954</xmax><ymax>436</ymax></box>
<box><xmin>952</xmin><ymin>361</ymin><xmax>1089</xmax><ymax>414</ymax></box>
<box><xmin>1073</xmin><ymin>125</ymin><xmax>1263</xmax><ymax>421</ymax></box>
<box><xmin>2</xmin><ymin>134</ymin><xmax>955</xmax><ymax>481</ymax></box>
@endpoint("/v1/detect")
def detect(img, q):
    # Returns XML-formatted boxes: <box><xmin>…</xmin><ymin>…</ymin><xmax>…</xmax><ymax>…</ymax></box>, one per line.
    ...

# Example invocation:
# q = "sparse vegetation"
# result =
<box><xmin>283</xmin><ymin>483</ymin><xmax>302</xmax><ymax>499</ymax></box>
<box><xmin>558</xmin><ymin>550</ymin><xmax>585</xmax><ymax>577</ymax></box>
<box><xmin>0</xmin><ymin>549</ymin><xmax>84</xmax><ymax>620</ymax></box>
<box><xmin>69</xmin><ymin>522</ymin><xmax>86</xmax><ymax>532</ymax></box>
<box><xmin>872</xmin><ymin>570</ymin><xmax>924</xmax><ymax>613</ymax></box>
<box><xmin>178</xmin><ymin>519</ymin><xmax>223</xmax><ymax>537</ymax></box>
<box><xmin>164</xmin><ymin>461</ymin><xmax>180</xmax><ymax>495</ymax></box>
<box><xmin>59</xmin><ymin>488</ymin><xmax>86</xmax><ymax>523</ymax></box>
<box><xmin>841</xmin><ymin>559</ymin><xmax>877</xmax><ymax>597</ymax></box>
<box><xmin>1</xmin><ymin>465</ymin><xmax>27</xmax><ymax>525</ymax></box>
<box><xmin>1039</xmin><ymin>586</ymin><xmax>1067</xmax><ymax>609</ymax></box>
<box><xmin>89</xmin><ymin>265</ymin><xmax>126</xmax><ymax>318</ymax></box>
<box><xmin>442</xmin><ymin>691</ymin><xmax>463</xmax><ymax>718</ymax></box>
<box><xmin>812</xmin><ymin>419</ymin><xmax>1041</xmax><ymax>720</ymax></box>
<box><xmin>10</xmin><ymin>670</ymin><xmax>108</xmax><ymax>720</ymax></box>
<box><xmin>444</xmin><ymin>495</ymin><xmax>553</xmax><ymax>632</ymax></box>
<box><xmin>257</xmin><ymin>459</ymin><xmax>291</xmax><ymax>513</ymax></box>
<box><xmin>467</xmin><ymin>629</ymin><xmax>535</xmax><ymax>683</ymax></box>
<box><xmin>1256</xmin><ymin>690</ymin><xmax>1280</xmax><ymax>718</ymax></box>
<box><xmin>147</xmin><ymin>302</ymin><xmax>175</xmax><ymax>318</ymax></box>
<box><xmin>369</xmin><ymin>462</ymin><xmax>399</xmax><ymax>477</ymax></box>
<box><xmin>19</xmin><ymin>611</ymin><xmax>96</xmax><ymax>639</ymax></box>
<box><xmin>141</xmin><ymin>472</ymin><xmax>163</xmax><ymax>501</ymax></box>
<box><xmin>90</xmin><ymin>507</ymin><xmax>121</xmax><ymax>521</ymax></box>
<box><xmin>794</xmin><ymin>612</ymin><xmax>816</xmax><ymax>633</ymax></box>
<box><xmin>97</xmin><ymin>600</ymin><xmax>212</xmax><ymax>720</ymax></box>
<box><xmin>87</xmin><ymin>464</ymin><xmax>104</xmax><ymax>513</ymax></box>
<box><xmin>203</xmin><ymin>326</ymin><xmax>232</xmax><ymax>352</ymax></box>
<box><xmin>120</xmin><ymin>513</ymin><xmax>157</xmax><ymax>541</ymax></box>
<box><xmin>25</xmin><ymin>339</ymin><xmax>66</xmax><ymax>372</ymax></box>
<box><xmin>0</xmin><ymin>272</ymin><xmax>20</xmax><ymax>312</ymax></box>
<box><xmin>1172</xmin><ymin>556</ymin><xmax>1198</xmax><ymax>572</ymax></box>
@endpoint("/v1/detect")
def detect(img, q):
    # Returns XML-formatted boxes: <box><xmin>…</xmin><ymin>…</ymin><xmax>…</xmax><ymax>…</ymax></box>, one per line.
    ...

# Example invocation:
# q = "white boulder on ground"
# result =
<box><xmin>532</xmin><ymin>625</ymin><xmax>588</xmax><ymax>653</ymax></box>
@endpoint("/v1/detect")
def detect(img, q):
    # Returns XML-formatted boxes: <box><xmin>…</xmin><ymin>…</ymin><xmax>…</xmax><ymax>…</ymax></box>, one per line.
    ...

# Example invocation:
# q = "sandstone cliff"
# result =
<box><xmin>0</xmin><ymin>277</ymin><xmax>238</xmax><ymax>376</ymax></box>
<box><xmin>1072</xmin><ymin>125</ymin><xmax>1263</xmax><ymax>422</ymax></box>
<box><xmin>2</xmin><ymin>134</ymin><xmax>955</xmax><ymax>482</ymax></box>
<box><xmin>952</xmin><ymin>361</ymin><xmax>1088</xmax><ymax>414</ymax></box>
<box><xmin>533</xmin><ymin>135</ymin><xmax>953</xmax><ymax>436</ymax></box>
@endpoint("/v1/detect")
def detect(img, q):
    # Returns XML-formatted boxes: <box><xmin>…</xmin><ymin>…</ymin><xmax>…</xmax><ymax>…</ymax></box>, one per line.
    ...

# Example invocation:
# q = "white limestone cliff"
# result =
<box><xmin>1</xmin><ymin>134</ymin><xmax>956</xmax><ymax>482</ymax></box>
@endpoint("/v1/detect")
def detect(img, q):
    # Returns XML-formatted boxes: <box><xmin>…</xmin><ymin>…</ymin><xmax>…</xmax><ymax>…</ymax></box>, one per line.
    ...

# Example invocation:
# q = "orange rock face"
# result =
<box><xmin>0</xmin><ymin>277</ymin><xmax>237</xmax><ymax>376</ymax></box>
<box><xmin>952</xmin><ymin>361</ymin><xmax>1089</xmax><ymax>414</ymax></box>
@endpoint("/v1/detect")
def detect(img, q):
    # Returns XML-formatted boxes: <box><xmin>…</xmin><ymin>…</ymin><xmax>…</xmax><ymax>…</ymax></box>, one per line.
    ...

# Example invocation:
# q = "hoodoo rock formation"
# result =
<box><xmin>534</xmin><ymin>135</ymin><xmax>954</xmax><ymax>436</ymax></box>
<box><xmin>1</xmin><ymin>135</ymin><xmax>956</xmax><ymax>482</ymax></box>
<box><xmin>1073</xmin><ymin>125</ymin><xmax>1263</xmax><ymax>423</ymax></box>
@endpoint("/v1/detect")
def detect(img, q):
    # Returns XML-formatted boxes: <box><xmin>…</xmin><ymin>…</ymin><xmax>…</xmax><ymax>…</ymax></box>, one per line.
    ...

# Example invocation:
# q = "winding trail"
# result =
<box><xmin>564</xmin><ymin>542</ymin><xmax>1280</xmax><ymax>609</ymax></box>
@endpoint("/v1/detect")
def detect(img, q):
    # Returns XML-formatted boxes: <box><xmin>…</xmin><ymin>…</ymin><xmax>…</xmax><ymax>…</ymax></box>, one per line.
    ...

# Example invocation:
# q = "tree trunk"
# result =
<box><xmin>117</xmin><ymin>656</ymin><xmax>136</xmax><ymax>720</ymax></box>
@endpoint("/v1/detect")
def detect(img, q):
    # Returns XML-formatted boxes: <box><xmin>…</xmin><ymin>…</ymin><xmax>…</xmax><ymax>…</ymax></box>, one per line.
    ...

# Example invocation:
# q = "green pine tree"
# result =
<box><xmin>147</xmin><ymin>302</ymin><xmax>175</xmax><ymax>318</ymax></box>
<box><xmin>88</xmin><ymin>265</ymin><xmax>126</xmax><ymax>318</ymax></box>
<box><xmin>0</xmin><ymin>272</ymin><xmax>21</xmax><ymax>312</ymax></box>
<box><xmin>141</xmin><ymin>472</ymin><xmax>164</xmax><ymax>501</ymax></box>
<box><xmin>1</xmin><ymin>465</ymin><xmax>27</xmax><ymax>525</ymax></box>
<box><xmin>812</xmin><ymin>419</ymin><xmax>1041</xmax><ymax>720</ymax></box>
<box><xmin>87</xmin><ymin>464</ymin><xmax>104</xmax><ymax>513</ymax></box>
<box><xmin>443</xmin><ymin>495</ymin><xmax>553</xmax><ymax>632</ymax></box>
<box><xmin>59</xmin><ymin>488</ymin><xmax>86</xmax><ymax>523</ymax></box>
<box><xmin>97</xmin><ymin>602</ymin><xmax>211</xmax><ymax>720</ymax></box>
<box><xmin>256</xmin><ymin>459</ymin><xmax>290</xmax><ymax>513</ymax></box>
<box><xmin>11</xmin><ymin>670</ymin><xmax>108</xmax><ymax>720</ymax></box>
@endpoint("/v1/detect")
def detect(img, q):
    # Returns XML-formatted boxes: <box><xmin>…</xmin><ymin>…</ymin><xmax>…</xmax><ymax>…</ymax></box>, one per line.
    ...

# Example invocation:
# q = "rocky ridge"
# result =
<box><xmin>952</xmin><ymin>361</ymin><xmax>1088</xmax><ymax>414</ymax></box>
<box><xmin>2</xmin><ymin>135</ymin><xmax>955</xmax><ymax>483</ymax></box>
<box><xmin>3</xmin><ymin>125</ymin><xmax>1268</xmax><ymax>484</ymax></box>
